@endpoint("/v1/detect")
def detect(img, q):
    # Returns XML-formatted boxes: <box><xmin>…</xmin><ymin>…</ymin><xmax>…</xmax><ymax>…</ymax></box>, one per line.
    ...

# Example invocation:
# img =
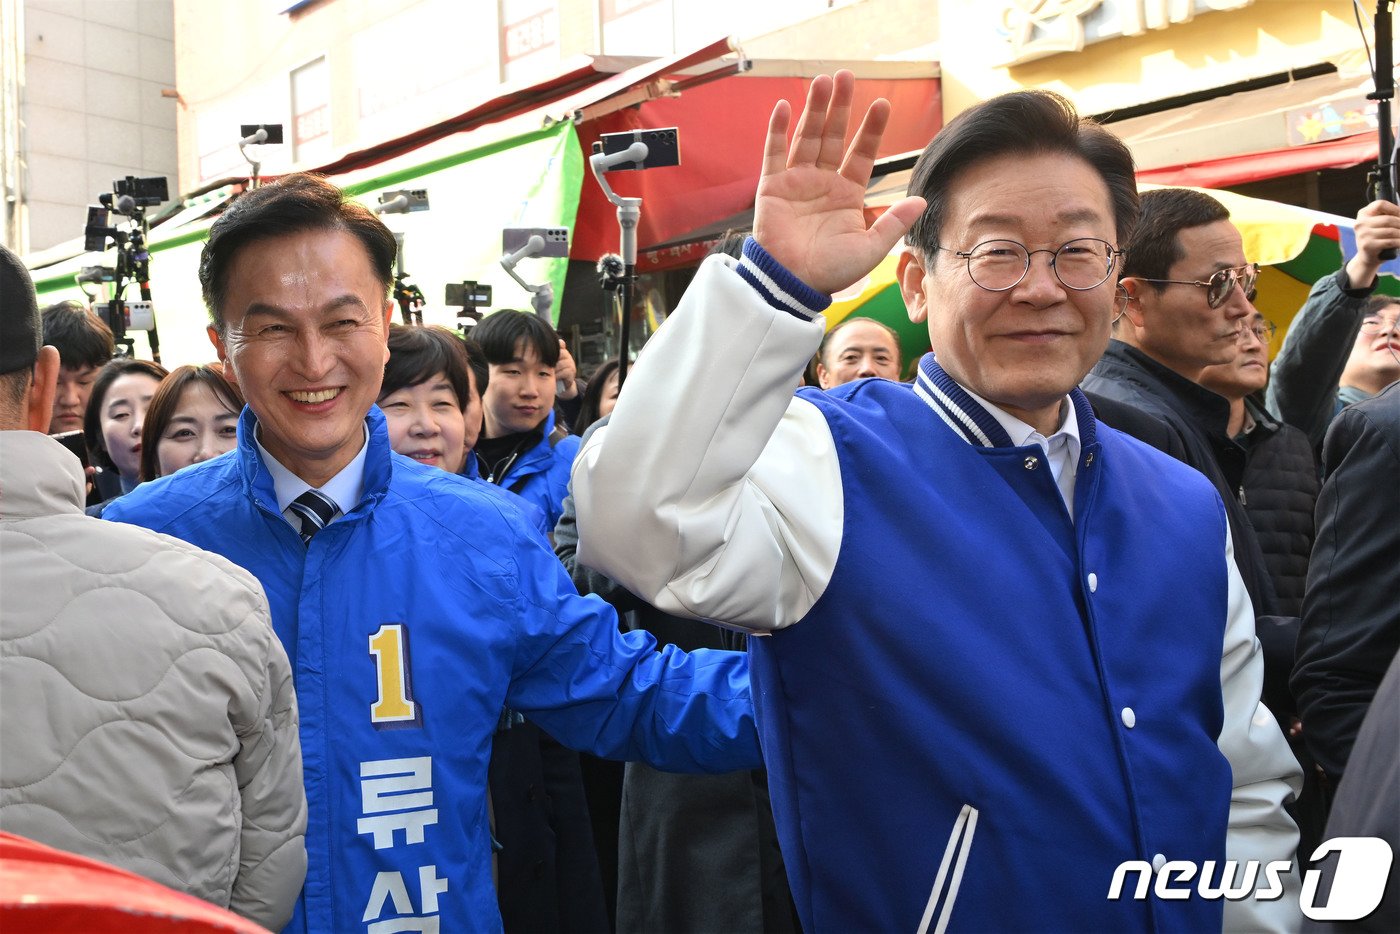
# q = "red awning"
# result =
<box><xmin>573</xmin><ymin>73</ymin><xmax>942</xmax><ymax>263</ymax></box>
<box><xmin>1135</xmin><ymin>133</ymin><xmax>1377</xmax><ymax>188</ymax></box>
<box><xmin>307</xmin><ymin>38</ymin><xmax>736</xmax><ymax>179</ymax></box>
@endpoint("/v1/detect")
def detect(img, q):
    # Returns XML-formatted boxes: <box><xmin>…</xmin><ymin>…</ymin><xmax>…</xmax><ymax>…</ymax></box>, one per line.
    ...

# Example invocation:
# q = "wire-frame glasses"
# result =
<box><xmin>937</xmin><ymin>238</ymin><xmax>1123</xmax><ymax>292</ymax></box>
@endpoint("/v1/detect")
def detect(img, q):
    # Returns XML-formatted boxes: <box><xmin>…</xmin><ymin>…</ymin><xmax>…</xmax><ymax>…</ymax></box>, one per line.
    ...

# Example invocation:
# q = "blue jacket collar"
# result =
<box><xmin>503</xmin><ymin>409</ymin><xmax>562</xmax><ymax>479</ymax></box>
<box><xmin>236</xmin><ymin>404</ymin><xmax>394</xmax><ymax>515</ymax></box>
<box><xmin>913</xmin><ymin>353</ymin><xmax>1097</xmax><ymax>450</ymax></box>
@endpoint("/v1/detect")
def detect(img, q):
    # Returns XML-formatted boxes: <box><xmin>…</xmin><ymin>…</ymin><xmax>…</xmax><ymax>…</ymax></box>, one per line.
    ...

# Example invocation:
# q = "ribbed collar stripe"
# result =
<box><xmin>914</xmin><ymin>353</ymin><xmax>1099</xmax><ymax>451</ymax></box>
<box><xmin>912</xmin><ymin>380</ymin><xmax>970</xmax><ymax>439</ymax></box>
<box><xmin>915</xmin><ymin>373</ymin><xmax>994</xmax><ymax>446</ymax></box>
<box><xmin>916</xmin><ymin>355</ymin><xmax>1013</xmax><ymax>448</ymax></box>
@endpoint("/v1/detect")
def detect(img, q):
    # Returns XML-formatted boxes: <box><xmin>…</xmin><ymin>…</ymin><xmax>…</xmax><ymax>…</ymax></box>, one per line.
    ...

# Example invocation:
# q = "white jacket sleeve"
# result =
<box><xmin>572</xmin><ymin>253</ymin><xmax>844</xmax><ymax>632</ymax></box>
<box><xmin>1219</xmin><ymin>527</ymin><xmax>1305</xmax><ymax>933</ymax></box>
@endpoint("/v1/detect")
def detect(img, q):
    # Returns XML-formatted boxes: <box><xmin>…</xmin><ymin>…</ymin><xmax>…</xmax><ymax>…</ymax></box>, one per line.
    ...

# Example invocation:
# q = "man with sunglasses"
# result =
<box><xmin>575</xmin><ymin>76</ymin><xmax>1300</xmax><ymax>932</ymax></box>
<box><xmin>1084</xmin><ymin>187</ymin><xmax>1278</xmax><ymax>619</ymax></box>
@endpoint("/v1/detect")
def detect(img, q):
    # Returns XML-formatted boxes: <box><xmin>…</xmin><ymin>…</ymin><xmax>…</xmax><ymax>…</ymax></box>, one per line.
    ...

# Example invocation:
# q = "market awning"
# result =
<box><xmin>572</xmin><ymin>69</ymin><xmax>942</xmax><ymax>263</ymax></box>
<box><xmin>306</xmin><ymin>38</ymin><xmax>738</xmax><ymax>179</ymax></box>
<box><xmin>1110</xmin><ymin>64</ymin><xmax>1384</xmax><ymax>187</ymax></box>
<box><xmin>1134</xmin><ymin>133</ymin><xmax>1376</xmax><ymax>188</ymax></box>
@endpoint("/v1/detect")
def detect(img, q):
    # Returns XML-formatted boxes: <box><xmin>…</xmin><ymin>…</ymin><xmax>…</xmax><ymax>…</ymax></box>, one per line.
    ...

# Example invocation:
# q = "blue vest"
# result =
<box><xmin>750</xmin><ymin>357</ymin><xmax>1233</xmax><ymax>932</ymax></box>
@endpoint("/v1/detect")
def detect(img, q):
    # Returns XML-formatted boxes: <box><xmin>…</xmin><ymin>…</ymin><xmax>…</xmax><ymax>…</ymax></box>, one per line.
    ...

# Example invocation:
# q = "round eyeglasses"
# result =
<box><xmin>1132</xmin><ymin>263</ymin><xmax>1260</xmax><ymax>309</ymax></box>
<box><xmin>1360</xmin><ymin>311</ymin><xmax>1400</xmax><ymax>336</ymax></box>
<box><xmin>937</xmin><ymin>238</ymin><xmax>1123</xmax><ymax>292</ymax></box>
<box><xmin>1241</xmin><ymin>319</ymin><xmax>1277</xmax><ymax>342</ymax></box>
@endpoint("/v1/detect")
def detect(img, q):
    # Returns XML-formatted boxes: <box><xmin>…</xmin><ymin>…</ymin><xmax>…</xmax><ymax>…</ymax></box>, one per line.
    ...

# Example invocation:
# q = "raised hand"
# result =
<box><xmin>753</xmin><ymin>70</ymin><xmax>927</xmax><ymax>296</ymax></box>
<box><xmin>555</xmin><ymin>338</ymin><xmax>579</xmax><ymax>400</ymax></box>
<box><xmin>1346</xmin><ymin>199</ymin><xmax>1400</xmax><ymax>286</ymax></box>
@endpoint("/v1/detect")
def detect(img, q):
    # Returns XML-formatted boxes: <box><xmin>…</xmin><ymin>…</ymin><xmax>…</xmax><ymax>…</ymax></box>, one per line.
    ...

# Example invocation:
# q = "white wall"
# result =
<box><xmin>20</xmin><ymin>0</ymin><xmax>178</xmax><ymax>252</ymax></box>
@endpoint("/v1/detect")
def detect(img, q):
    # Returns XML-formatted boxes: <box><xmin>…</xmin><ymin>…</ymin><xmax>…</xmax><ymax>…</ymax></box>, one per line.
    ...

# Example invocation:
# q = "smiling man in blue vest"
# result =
<box><xmin>572</xmin><ymin>72</ymin><xmax>1303</xmax><ymax>932</ymax></box>
<box><xmin>103</xmin><ymin>172</ymin><xmax>759</xmax><ymax>934</ymax></box>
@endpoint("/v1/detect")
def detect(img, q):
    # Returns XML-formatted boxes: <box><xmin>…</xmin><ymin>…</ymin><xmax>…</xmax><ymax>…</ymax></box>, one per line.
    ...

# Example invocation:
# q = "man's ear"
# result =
<box><xmin>815</xmin><ymin>360</ymin><xmax>834</xmax><ymax>390</ymax></box>
<box><xmin>26</xmin><ymin>346</ymin><xmax>59</xmax><ymax>433</ymax></box>
<box><xmin>381</xmin><ymin>300</ymin><xmax>394</xmax><ymax>365</ymax></box>
<box><xmin>897</xmin><ymin>249</ymin><xmax>930</xmax><ymax>324</ymax></box>
<box><xmin>208</xmin><ymin>325</ymin><xmax>240</xmax><ymax>390</ymax></box>
<box><xmin>1118</xmin><ymin>277</ymin><xmax>1149</xmax><ymax>329</ymax></box>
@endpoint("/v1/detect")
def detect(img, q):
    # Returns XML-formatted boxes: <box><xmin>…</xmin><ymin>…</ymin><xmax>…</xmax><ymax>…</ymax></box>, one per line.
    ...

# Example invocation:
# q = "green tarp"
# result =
<box><xmin>30</xmin><ymin>121</ymin><xmax>584</xmax><ymax>366</ymax></box>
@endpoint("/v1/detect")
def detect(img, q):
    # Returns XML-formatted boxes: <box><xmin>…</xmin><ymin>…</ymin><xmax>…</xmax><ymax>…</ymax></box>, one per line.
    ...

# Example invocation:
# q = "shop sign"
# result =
<box><xmin>1287</xmin><ymin>94</ymin><xmax>1378</xmax><ymax>146</ymax></box>
<box><xmin>992</xmin><ymin>0</ymin><xmax>1255</xmax><ymax>66</ymax></box>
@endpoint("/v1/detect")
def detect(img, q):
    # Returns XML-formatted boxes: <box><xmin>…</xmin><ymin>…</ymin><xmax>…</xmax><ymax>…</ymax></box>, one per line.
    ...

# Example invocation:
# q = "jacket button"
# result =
<box><xmin>1152</xmin><ymin>853</ymin><xmax>1166</xmax><ymax>872</ymax></box>
<box><xmin>1121</xmin><ymin>707</ymin><xmax>1136</xmax><ymax>728</ymax></box>
<box><xmin>1024</xmin><ymin>456</ymin><xmax>1039</xmax><ymax>470</ymax></box>
<box><xmin>1087</xmin><ymin>572</ymin><xmax>1098</xmax><ymax>592</ymax></box>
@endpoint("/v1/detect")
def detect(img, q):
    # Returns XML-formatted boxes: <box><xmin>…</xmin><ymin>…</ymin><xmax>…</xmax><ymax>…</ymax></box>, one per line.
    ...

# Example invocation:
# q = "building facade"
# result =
<box><xmin>2</xmin><ymin>0</ymin><xmax>179</xmax><ymax>254</ymax></box>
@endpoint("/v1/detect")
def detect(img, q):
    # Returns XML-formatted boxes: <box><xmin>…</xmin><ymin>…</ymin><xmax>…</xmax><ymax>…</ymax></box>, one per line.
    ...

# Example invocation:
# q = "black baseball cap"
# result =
<box><xmin>0</xmin><ymin>243</ymin><xmax>40</xmax><ymax>375</ymax></box>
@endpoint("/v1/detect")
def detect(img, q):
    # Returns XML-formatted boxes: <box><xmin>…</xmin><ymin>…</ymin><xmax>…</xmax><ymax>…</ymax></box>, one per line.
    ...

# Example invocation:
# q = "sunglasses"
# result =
<box><xmin>1132</xmin><ymin>263</ymin><xmax>1261</xmax><ymax>309</ymax></box>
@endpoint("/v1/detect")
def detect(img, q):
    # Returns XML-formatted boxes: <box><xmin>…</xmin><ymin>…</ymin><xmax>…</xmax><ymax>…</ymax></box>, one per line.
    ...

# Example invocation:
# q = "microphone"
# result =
<box><xmin>597</xmin><ymin>253</ymin><xmax>624</xmax><ymax>280</ymax></box>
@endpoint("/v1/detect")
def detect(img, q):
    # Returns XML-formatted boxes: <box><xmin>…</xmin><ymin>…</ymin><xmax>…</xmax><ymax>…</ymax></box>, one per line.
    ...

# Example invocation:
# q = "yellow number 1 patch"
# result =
<box><xmin>369</xmin><ymin>623</ymin><xmax>420</xmax><ymax>727</ymax></box>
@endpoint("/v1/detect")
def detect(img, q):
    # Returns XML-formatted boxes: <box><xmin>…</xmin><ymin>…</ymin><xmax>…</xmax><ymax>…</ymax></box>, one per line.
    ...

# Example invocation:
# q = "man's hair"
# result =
<box><xmin>469</xmin><ymin>309</ymin><xmax>560</xmax><ymax>368</ymax></box>
<box><xmin>1363</xmin><ymin>293</ymin><xmax>1400</xmax><ymax>317</ymax></box>
<box><xmin>200</xmin><ymin>173</ymin><xmax>397</xmax><ymax>334</ymax></box>
<box><xmin>83</xmin><ymin>357</ymin><xmax>169</xmax><ymax>471</ymax></box>
<box><xmin>41</xmin><ymin>301</ymin><xmax>115</xmax><ymax>369</ymax></box>
<box><xmin>1120</xmin><ymin>188</ymin><xmax>1231</xmax><ymax>290</ymax></box>
<box><xmin>0</xmin><ymin>370</ymin><xmax>28</xmax><ymax>421</ymax></box>
<box><xmin>381</xmin><ymin>325</ymin><xmax>474</xmax><ymax>409</ymax></box>
<box><xmin>818</xmin><ymin>317</ymin><xmax>903</xmax><ymax>367</ymax></box>
<box><xmin>463</xmin><ymin>333</ymin><xmax>488</xmax><ymax>398</ymax></box>
<box><xmin>905</xmin><ymin>90</ymin><xmax>1139</xmax><ymax>259</ymax></box>
<box><xmin>139</xmin><ymin>364</ymin><xmax>244</xmax><ymax>481</ymax></box>
<box><xmin>710</xmin><ymin>230</ymin><xmax>749</xmax><ymax>261</ymax></box>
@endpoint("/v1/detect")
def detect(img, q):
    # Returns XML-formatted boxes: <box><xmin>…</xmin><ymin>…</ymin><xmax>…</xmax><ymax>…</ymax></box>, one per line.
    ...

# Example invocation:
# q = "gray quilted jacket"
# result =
<box><xmin>0</xmin><ymin>431</ymin><xmax>307</xmax><ymax>931</ymax></box>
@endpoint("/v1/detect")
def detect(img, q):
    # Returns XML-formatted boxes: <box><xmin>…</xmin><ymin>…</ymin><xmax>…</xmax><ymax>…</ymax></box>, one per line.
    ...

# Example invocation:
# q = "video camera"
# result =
<box><xmin>81</xmin><ymin>175</ymin><xmax>169</xmax><ymax>358</ymax></box>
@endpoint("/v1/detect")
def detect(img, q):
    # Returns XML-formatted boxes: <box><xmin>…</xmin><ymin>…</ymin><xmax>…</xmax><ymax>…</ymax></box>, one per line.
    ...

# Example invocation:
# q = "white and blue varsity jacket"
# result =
<box><xmin>572</xmin><ymin>240</ymin><xmax>1303</xmax><ymax>933</ymax></box>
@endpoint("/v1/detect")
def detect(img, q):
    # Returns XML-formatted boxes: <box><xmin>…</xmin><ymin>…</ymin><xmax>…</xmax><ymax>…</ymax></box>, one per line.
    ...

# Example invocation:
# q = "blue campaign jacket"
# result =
<box><xmin>492</xmin><ymin>409</ymin><xmax>580</xmax><ymax>529</ymax></box>
<box><xmin>106</xmin><ymin>406</ymin><xmax>759</xmax><ymax>934</ymax></box>
<box><xmin>752</xmin><ymin>363</ymin><xmax>1234</xmax><ymax>933</ymax></box>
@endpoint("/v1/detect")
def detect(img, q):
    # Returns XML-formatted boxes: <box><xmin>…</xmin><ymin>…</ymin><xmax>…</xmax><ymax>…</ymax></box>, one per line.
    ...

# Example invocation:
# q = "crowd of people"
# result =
<box><xmin>1</xmin><ymin>70</ymin><xmax>1397</xmax><ymax>933</ymax></box>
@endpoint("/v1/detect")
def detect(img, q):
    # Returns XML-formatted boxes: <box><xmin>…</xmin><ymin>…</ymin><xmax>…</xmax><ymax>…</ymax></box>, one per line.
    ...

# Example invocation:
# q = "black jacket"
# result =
<box><xmin>1083</xmin><ymin>340</ymin><xmax>1278</xmax><ymax>617</ymax></box>
<box><xmin>1238</xmin><ymin>397</ymin><xmax>1319</xmax><ymax>618</ymax></box>
<box><xmin>1292</xmin><ymin>381</ymin><xmax>1400</xmax><ymax>781</ymax></box>
<box><xmin>1305</xmin><ymin>652</ymin><xmax>1400</xmax><ymax>933</ymax></box>
<box><xmin>1083</xmin><ymin>390</ymin><xmax>1188</xmax><ymax>461</ymax></box>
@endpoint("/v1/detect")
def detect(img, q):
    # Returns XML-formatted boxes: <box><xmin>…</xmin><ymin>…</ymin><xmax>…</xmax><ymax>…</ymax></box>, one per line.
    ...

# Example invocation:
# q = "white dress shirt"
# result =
<box><xmin>254</xmin><ymin>426</ymin><xmax>369</xmax><ymax>531</ymax></box>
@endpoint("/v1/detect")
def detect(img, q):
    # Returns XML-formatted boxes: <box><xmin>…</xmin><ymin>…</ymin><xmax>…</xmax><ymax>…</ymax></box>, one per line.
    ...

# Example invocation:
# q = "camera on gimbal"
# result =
<box><xmin>445</xmin><ymin>281</ymin><xmax>493</xmax><ymax>326</ymax></box>
<box><xmin>81</xmin><ymin>175</ymin><xmax>168</xmax><ymax>359</ymax></box>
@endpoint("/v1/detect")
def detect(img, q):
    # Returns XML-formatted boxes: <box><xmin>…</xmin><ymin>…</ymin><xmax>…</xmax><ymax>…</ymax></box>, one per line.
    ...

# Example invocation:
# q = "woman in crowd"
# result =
<box><xmin>378</xmin><ymin>324</ymin><xmax>476</xmax><ymax>476</ymax></box>
<box><xmin>377</xmin><ymin>323</ymin><xmax>608</xmax><ymax>932</ymax></box>
<box><xmin>83</xmin><ymin>357</ymin><xmax>167</xmax><ymax>507</ymax></box>
<box><xmin>139</xmin><ymin>364</ymin><xmax>244</xmax><ymax>481</ymax></box>
<box><xmin>574</xmin><ymin>357</ymin><xmax>620</xmax><ymax>436</ymax></box>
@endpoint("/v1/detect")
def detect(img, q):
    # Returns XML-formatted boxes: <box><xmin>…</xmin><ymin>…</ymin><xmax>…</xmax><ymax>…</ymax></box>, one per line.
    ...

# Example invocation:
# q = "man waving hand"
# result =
<box><xmin>573</xmin><ymin>73</ymin><xmax>1300</xmax><ymax>932</ymax></box>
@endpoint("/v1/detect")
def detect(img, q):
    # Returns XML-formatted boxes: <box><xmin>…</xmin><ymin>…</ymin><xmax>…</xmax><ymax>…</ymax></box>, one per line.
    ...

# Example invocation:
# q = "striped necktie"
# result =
<box><xmin>288</xmin><ymin>489</ymin><xmax>339</xmax><ymax>545</ymax></box>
